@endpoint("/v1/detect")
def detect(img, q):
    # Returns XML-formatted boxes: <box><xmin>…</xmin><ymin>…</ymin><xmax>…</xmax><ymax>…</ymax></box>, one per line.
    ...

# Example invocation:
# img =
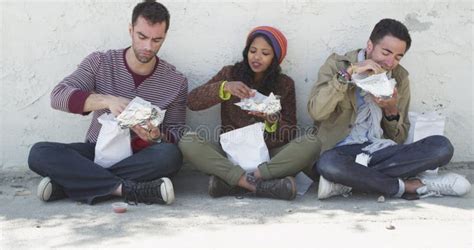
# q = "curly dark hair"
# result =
<box><xmin>231</xmin><ymin>33</ymin><xmax>282</xmax><ymax>95</ymax></box>
<box><xmin>132</xmin><ymin>0</ymin><xmax>170</xmax><ymax>32</ymax></box>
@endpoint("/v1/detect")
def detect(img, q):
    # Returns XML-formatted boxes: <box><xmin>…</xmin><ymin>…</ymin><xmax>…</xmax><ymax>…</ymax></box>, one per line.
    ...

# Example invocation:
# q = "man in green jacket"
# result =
<box><xmin>307</xmin><ymin>18</ymin><xmax>471</xmax><ymax>200</ymax></box>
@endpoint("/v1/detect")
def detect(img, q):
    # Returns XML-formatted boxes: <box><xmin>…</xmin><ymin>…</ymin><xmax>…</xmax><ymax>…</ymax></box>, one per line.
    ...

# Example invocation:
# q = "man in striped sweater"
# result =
<box><xmin>28</xmin><ymin>0</ymin><xmax>188</xmax><ymax>205</ymax></box>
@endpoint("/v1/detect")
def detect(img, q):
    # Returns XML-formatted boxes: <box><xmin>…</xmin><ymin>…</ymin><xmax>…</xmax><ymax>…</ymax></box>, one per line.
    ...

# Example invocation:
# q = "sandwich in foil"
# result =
<box><xmin>116</xmin><ymin>97</ymin><xmax>166</xmax><ymax>129</ymax></box>
<box><xmin>352</xmin><ymin>72</ymin><xmax>397</xmax><ymax>98</ymax></box>
<box><xmin>234</xmin><ymin>90</ymin><xmax>281</xmax><ymax>114</ymax></box>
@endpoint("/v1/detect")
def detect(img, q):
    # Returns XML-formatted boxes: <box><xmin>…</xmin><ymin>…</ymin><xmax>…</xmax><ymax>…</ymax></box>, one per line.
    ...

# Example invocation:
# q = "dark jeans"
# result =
<box><xmin>28</xmin><ymin>141</ymin><xmax>182</xmax><ymax>204</ymax></box>
<box><xmin>314</xmin><ymin>135</ymin><xmax>454</xmax><ymax>196</ymax></box>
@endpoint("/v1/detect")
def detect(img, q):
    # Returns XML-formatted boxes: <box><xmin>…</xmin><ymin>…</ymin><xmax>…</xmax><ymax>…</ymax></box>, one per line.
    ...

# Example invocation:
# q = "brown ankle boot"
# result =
<box><xmin>208</xmin><ymin>175</ymin><xmax>248</xmax><ymax>198</ymax></box>
<box><xmin>255</xmin><ymin>176</ymin><xmax>297</xmax><ymax>200</ymax></box>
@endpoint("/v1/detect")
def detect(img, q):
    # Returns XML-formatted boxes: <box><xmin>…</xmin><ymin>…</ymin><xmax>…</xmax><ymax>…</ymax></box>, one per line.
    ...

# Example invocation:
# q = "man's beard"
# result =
<box><xmin>133</xmin><ymin>48</ymin><xmax>155</xmax><ymax>64</ymax></box>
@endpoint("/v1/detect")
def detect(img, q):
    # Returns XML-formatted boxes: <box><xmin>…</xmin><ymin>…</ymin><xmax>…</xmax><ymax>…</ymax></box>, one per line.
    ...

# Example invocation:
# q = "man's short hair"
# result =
<box><xmin>132</xmin><ymin>0</ymin><xmax>170</xmax><ymax>32</ymax></box>
<box><xmin>370</xmin><ymin>18</ymin><xmax>412</xmax><ymax>51</ymax></box>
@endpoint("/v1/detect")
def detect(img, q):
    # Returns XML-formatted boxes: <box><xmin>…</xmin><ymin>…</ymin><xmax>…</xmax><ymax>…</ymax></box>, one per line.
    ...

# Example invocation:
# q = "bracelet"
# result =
<box><xmin>219</xmin><ymin>80</ymin><xmax>231</xmax><ymax>100</ymax></box>
<box><xmin>220</xmin><ymin>80</ymin><xmax>228</xmax><ymax>89</ymax></box>
<box><xmin>337</xmin><ymin>68</ymin><xmax>351</xmax><ymax>85</ymax></box>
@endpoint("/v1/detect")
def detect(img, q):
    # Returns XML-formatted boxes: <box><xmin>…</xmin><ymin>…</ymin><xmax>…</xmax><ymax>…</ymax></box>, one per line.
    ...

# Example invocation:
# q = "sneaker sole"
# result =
<box><xmin>286</xmin><ymin>176</ymin><xmax>297</xmax><ymax>200</ymax></box>
<box><xmin>37</xmin><ymin>177</ymin><xmax>53</xmax><ymax>202</ymax></box>
<box><xmin>208</xmin><ymin>175</ymin><xmax>217</xmax><ymax>197</ymax></box>
<box><xmin>317</xmin><ymin>176</ymin><xmax>331</xmax><ymax>200</ymax></box>
<box><xmin>160</xmin><ymin>177</ymin><xmax>175</xmax><ymax>205</ymax></box>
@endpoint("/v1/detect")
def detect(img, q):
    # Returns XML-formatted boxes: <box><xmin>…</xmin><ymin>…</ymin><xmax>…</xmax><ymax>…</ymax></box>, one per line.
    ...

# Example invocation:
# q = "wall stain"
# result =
<box><xmin>404</xmin><ymin>13</ymin><xmax>433</xmax><ymax>32</ymax></box>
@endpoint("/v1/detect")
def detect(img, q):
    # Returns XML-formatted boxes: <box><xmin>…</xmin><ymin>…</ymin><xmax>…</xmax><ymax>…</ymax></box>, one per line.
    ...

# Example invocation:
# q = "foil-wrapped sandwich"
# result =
<box><xmin>352</xmin><ymin>72</ymin><xmax>397</xmax><ymax>98</ymax></box>
<box><xmin>116</xmin><ymin>97</ymin><xmax>166</xmax><ymax>129</ymax></box>
<box><xmin>234</xmin><ymin>90</ymin><xmax>281</xmax><ymax>115</ymax></box>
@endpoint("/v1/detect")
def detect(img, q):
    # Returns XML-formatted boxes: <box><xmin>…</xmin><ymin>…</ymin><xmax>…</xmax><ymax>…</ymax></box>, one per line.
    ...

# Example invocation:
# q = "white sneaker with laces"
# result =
<box><xmin>416</xmin><ymin>172</ymin><xmax>471</xmax><ymax>197</ymax></box>
<box><xmin>318</xmin><ymin>176</ymin><xmax>352</xmax><ymax>200</ymax></box>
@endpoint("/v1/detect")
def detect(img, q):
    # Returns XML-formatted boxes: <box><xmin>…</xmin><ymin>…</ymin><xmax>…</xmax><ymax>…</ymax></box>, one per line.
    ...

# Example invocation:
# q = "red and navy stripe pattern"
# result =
<box><xmin>51</xmin><ymin>49</ymin><xmax>188</xmax><ymax>144</ymax></box>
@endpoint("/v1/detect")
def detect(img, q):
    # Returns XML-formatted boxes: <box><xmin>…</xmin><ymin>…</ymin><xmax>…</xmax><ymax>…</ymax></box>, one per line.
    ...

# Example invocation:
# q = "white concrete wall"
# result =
<box><xmin>1</xmin><ymin>0</ymin><xmax>472</xmax><ymax>169</ymax></box>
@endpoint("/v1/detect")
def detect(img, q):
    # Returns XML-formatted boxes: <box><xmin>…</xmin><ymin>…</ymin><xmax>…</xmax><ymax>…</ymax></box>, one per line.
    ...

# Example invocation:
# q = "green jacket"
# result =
<box><xmin>307</xmin><ymin>49</ymin><xmax>411</xmax><ymax>152</ymax></box>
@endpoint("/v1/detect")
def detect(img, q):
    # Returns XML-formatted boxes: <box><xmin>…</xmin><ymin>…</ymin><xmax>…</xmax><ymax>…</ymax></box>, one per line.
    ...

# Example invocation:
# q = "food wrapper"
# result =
<box><xmin>234</xmin><ymin>90</ymin><xmax>281</xmax><ymax>114</ymax></box>
<box><xmin>352</xmin><ymin>72</ymin><xmax>397</xmax><ymax>98</ymax></box>
<box><xmin>220</xmin><ymin>123</ymin><xmax>270</xmax><ymax>172</ymax></box>
<box><xmin>116</xmin><ymin>97</ymin><xmax>166</xmax><ymax>129</ymax></box>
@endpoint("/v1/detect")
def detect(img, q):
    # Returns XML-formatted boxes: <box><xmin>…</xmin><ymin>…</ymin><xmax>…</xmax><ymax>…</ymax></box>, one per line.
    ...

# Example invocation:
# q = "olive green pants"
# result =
<box><xmin>179</xmin><ymin>132</ymin><xmax>321</xmax><ymax>186</ymax></box>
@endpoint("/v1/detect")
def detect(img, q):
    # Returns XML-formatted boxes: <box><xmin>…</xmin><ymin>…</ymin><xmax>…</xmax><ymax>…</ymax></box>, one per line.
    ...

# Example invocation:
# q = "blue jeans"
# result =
<box><xmin>28</xmin><ymin>141</ymin><xmax>182</xmax><ymax>204</ymax></box>
<box><xmin>314</xmin><ymin>135</ymin><xmax>454</xmax><ymax>196</ymax></box>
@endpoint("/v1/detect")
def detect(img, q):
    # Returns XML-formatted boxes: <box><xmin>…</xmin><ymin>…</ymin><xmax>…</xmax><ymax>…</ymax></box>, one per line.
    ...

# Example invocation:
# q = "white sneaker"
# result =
<box><xmin>317</xmin><ymin>176</ymin><xmax>352</xmax><ymax>200</ymax></box>
<box><xmin>420</xmin><ymin>168</ymin><xmax>439</xmax><ymax>177</ymax></box>
<box><xmin>160</xmin><ymin>177</ymin><xmax>175</xmax><ymax>205</ymax></box>
<box><xmin>37</xmin><ymin>177</ymin><xmax>67</xmax><ymax>202</ymax></box>
<box><xmin>416</xmin><ymin>172</ymin><xmax>471</xmax><ymax>197</ymax></box>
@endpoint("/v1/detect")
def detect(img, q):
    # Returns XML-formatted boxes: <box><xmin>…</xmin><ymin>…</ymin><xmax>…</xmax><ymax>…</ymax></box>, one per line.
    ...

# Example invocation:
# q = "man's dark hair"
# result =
<box><xmin>370</xmin><ymin>18</ymin><xmax>412</xmax><ymax>51</ymax></box>
<box><xmin>132</xmin><ymin>0</ymin><xmax>170</xmax><ymax>32</ymax></box>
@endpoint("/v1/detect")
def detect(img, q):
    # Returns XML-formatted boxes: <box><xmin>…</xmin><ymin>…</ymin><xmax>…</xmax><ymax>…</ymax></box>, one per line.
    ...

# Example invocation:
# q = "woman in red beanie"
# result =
<box><xmin>179</xmin><ymin>26</ymin><xmax>321</xmax><ymax>200</ymax></box>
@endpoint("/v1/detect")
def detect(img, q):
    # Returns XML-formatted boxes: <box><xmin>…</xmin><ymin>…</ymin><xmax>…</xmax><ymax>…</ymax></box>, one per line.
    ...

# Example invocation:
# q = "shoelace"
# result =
<box><xmin>257</xmin><ymin>179</ymin><xmax>275</xmax><ymax>191</ymax></box>
<box><xmin>428</xmin><ymin>181</ymin><xmax>456</xmax><ymax>195</ymax></box>
<box><xmin>124</xmin><ymin>190</ymin><xmax>139</xmax><ymax>205</ymax></box>
<box><xmin>331</xmin><ymin>183</ymin><xmax>352</xmax><ymax>196</ymax></box>
<box><xmin>135</xmin><ymin>182</ymin><xmax>162</xmax><ymax>205</ymax></box>
<box><xmin>419</xmin><ymin>190</ymin><xmax>442</xmax><ymax>199</ymax></box>
<box><xmin>257</xmin><ymin>178</ymin><xmax>296</xmax><ymax>200</ymax></box>
<box><xmin>122</xmin><ymin>181</ymin><xmax>138</xmax><ymax>205</ymax></box>
<box><xmin>257</xmin><ymin>179</ymin><xmax>283</xmax><ymax>197</ymax></box>
<box><xmin>124</xmin><ymin>181</ymin><xmax>163</xmax><ymax>205</ymax></box>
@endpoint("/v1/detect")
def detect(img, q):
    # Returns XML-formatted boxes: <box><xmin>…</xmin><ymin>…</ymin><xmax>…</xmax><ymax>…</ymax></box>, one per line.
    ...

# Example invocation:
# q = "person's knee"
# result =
<box><xmin>288</xmin><ymin>135</ymin><xmax>322</xmax><ymax>168</ymax></box>
<box><xmin>152</xmin><ymin>143</ymin><xmax>183</xmax><ymax>174</ymax></box>
<box><xmin>160</xmin><ymin>143</ymin><xmax>183</xmax><ymax>172</ymax></box>
<box><xmin>178</xmin><ymin>133</ymin><xmax>201</xmax><ymax>156</ymax></box>
<box><xmin>28</xmin><ymin>142</ymin><xmax>54</xmax><ymax>171</ymax></box>
<box><xmin>426</xmin><ymin>135</ymin><xmax>454</xmax><ymax>165</ymax></box>
<box><xmin>315</xmin><ymin>150</ymin><xmax>345</xmax><ymax>181</ymax></box>
<box><xmin>299</xmin><ymin>134</ymin><xmax>322</xmax><ymax>153</ymax></box>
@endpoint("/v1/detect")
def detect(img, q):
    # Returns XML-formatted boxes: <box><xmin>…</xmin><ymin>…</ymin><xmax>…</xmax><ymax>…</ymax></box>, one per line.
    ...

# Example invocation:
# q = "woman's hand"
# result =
<box><xmin>248</xmin><ymin>111</ymin><xmax>280</xmax><ymax>124</ymax></box>
<box><xmin>223</xmin><ymin>81</ymin><xmax>255</xmax><ymax>99</ymax></box>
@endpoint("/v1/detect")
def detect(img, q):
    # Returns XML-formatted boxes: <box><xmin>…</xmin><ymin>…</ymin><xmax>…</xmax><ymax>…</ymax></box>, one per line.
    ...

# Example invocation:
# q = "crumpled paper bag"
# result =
<box><xmin>94</xmin><ymin>113</ymin><xmax>133</xmax><ymax>168</ymax></box>
<box><xmin>219</xmin><ymin>123</ymin><xmax>270</xmax><ymax>172</ymax></box>
<box><xmin>405</xmin><ymin>111</ymin><xmax>445</xmax><ymax>144</ymax></box>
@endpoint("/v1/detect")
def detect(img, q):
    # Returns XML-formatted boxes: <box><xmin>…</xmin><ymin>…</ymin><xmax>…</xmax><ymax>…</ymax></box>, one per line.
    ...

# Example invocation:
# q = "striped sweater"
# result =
<box><xmin>51</xmin><ymin>48</ymin><xmax>188</xmax><ymax>145</ymax></box>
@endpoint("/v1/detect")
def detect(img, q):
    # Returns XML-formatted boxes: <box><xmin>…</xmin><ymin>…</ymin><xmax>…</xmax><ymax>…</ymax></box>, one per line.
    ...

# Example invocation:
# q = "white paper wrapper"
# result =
<box><xmin>116</xmin><ymin>97</ymin><xmax>166</xmax><ymax>129</ymax></box>
<box><xmin>352</xmin><ymin>72</ymin><xmax>397</xmax><ymax>98</ymax></box>
<box><xmin>219</xmin><ymin>123</ymin><xmax>270</xmax><ymax>172</ymax></box>
<box><xmin>355</xmin><ymin>153</ymin><xmax>371</xmax><ymax>167</ymax></box>
<box><xmin>234</xmin><ymin>90</ymin><xmax>281</xmax><ymax>114</ymax></box>
<box><xmin>94</xmin><ymin>113</ymin><xmax>132</xmax><ymax>168</ymax></box>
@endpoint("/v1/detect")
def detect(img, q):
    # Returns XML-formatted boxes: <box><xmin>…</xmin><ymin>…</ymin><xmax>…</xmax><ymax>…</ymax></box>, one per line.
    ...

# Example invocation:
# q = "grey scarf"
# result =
<box><xmin>341</xmin><ymin>50</ymin><xmax>396</xmax><ymax>154</ymax></box>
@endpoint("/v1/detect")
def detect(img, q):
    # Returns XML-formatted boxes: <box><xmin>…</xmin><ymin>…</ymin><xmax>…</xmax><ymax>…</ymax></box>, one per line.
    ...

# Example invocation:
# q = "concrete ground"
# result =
<box><xmin>0</xmin><ymin>163</ymin><xmax>473</xmax><ymax>249</ymax></box>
